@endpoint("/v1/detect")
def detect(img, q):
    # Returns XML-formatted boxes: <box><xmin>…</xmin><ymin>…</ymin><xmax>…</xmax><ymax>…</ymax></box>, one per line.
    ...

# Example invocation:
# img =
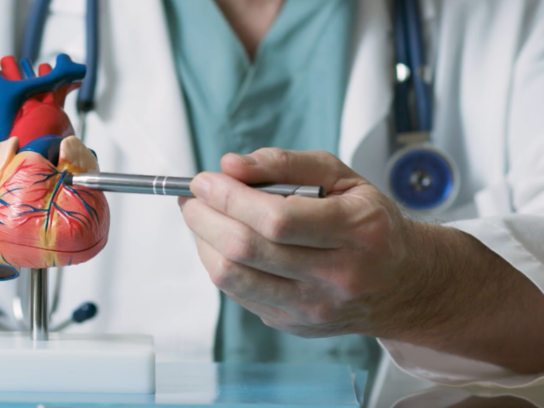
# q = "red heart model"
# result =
<box><xmin>0</xmin><ymin>56</ymin><xmax>110</xmax><ymax>275</ymax></box>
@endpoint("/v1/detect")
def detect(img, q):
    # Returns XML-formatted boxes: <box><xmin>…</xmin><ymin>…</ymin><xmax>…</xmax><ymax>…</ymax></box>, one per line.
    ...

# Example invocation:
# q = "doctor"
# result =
<box><xmin>1</xmin><ymin>0</ymin><xmax>544</xmax><ymax>390</ymax></box>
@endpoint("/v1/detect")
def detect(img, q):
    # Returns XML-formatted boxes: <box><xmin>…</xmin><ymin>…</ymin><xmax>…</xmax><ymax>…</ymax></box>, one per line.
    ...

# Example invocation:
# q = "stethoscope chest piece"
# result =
<box><xmin>386</xmin><ymin>144</ymin><xmax>460</xmax><ymax>213</ymax></box>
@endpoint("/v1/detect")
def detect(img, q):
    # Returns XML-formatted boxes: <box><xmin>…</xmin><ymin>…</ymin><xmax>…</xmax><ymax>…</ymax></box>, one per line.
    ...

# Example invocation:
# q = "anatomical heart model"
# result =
<box><xmin>0</xmin><ymin>54</ymin><xmax>110</xmax><ymax>279</ymax></box>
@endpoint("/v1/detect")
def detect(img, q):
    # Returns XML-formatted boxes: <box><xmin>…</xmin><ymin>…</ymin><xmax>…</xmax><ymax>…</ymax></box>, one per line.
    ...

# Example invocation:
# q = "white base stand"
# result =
<box><xmin>0</xmin><ymin>332</ymin><xmax>155</xmax><ymax>394</ymax></box>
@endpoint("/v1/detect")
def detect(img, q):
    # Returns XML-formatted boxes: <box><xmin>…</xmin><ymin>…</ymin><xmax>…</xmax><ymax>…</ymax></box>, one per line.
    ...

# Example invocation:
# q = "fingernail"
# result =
<box><xmin>234</xmin><ymin>154</ymin><xmax>257</xmax><ymax>166</ymax></box>
<box><xmin>191</xmin><ymin>174</ymin><xmax>211</xmax><ymax>200</ymax></box>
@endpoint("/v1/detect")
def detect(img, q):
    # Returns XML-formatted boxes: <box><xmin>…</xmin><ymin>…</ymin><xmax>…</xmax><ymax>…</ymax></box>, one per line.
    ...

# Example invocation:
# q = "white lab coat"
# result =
<box><xmin>1</xmin><ymin>0</ymin><xmax>544</xmax><ymax>388</ymax></box>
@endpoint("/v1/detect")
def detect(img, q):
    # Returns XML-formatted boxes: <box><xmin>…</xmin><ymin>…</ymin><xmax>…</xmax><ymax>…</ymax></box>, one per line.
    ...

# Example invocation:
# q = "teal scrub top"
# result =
<box><xmin>164</xmin><ymin>0</ymin><xmax>381</xmax><ymax>377</ymax></box>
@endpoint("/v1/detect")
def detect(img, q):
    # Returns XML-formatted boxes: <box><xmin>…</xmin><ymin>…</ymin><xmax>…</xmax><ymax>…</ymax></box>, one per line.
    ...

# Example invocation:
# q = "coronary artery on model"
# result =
<box><xmin>0</xmin><ymin>54</ymin><xmax>110</xmax><ymax>273</ymax></box>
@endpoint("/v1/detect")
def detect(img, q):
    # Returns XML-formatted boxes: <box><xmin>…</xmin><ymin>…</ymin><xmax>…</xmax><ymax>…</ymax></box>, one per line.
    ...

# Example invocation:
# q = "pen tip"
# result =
<box><xmin>63</xmin><ymin>173</ymin><xmax>74</xmax><ymax>185</ymax></box>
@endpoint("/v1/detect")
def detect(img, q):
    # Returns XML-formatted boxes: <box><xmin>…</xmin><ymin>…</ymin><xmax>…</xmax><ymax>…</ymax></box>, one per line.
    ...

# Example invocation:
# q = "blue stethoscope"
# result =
<box><xmin>0</xmin><ymin>0</ymin><xmax>100</xmax><ymax>332</ymax></box>
<box><xmin>387</xmin><ymin>0</ymin><xmax>459</xmax><ymax>213</ymax></box>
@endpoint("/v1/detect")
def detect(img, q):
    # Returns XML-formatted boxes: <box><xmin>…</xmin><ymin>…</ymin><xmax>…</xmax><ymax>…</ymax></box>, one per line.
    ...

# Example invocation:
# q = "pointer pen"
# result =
<box><xmin>64</xmin><ymin>172</ymin><xmax>326</xmax><ymax>198</ymax></box>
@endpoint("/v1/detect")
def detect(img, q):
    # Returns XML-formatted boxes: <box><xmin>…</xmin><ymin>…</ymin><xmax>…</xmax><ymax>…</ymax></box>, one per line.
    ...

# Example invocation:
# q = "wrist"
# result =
<box><xmin>384</xmin><ymin>221</ymin><xmax>506</xmax><ymax>346</ymax></box>
<box><xmin>368</xmin><ymin>218</ymin><xmax>544</xmax><ymax>372</ymax></box>
<box><xmin>369</xmin><ymin>220</ymin><xmax>465</xmax><ymax>341</ymax></box>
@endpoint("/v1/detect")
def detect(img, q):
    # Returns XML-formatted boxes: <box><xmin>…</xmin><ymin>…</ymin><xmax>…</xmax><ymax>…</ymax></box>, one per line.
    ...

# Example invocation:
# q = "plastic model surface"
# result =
<box><xmin>0</xmin><ymin>54</ymin><xmax>109</xmax><ymax>279</ymax></box>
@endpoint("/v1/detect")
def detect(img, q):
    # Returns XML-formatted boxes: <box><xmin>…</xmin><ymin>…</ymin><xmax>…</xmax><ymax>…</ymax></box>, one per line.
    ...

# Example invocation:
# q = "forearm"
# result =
<box><xmin>374</xmin><ymin>222</ymin><xmax>544</xmax><ymax>374</ymax></box>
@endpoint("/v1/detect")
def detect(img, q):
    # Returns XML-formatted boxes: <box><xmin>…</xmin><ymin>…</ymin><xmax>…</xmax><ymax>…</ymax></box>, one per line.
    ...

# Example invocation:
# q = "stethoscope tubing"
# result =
<box><xmin>78</xmin><ymin>0</ymin><xmax>99</xmax><ymax>112</ymax></box>
<box><xmin>393</xmin><ymin>0</ymin><xmax>412</xmax><ymax>133</ymax></box>
<box><xmin>22</xmin><ymin>0</ymin><xmax>99</xmax><ymax>113</ymax></box>
<box><xmin>21</xmin><ymin>0</ymin><xmax>51</xmax><ymax>63</ymax></box>
<box><xmin>393</xmin><ymin>0</ymin><xmax>433</xmax><ymax>133</ymax></box>
<box><xmin>405</xmin><ymin>0</ymin><xmax>432</xmax><ymax>131</ymax></box>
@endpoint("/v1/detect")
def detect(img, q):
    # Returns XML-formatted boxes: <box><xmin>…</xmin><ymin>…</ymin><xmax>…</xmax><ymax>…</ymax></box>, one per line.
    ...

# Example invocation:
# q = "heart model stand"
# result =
<box><xmin>0</xmin><ymin>55</ymin><xmax>155</xmax><ymax>394</ymax></box>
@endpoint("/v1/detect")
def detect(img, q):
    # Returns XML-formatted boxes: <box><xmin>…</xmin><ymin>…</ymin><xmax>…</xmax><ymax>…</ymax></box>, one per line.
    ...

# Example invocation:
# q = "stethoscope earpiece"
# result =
<box><xmin>386</xmin><ymin>144</ymin><xmax>460</xmax><ymax>213</ymax></box>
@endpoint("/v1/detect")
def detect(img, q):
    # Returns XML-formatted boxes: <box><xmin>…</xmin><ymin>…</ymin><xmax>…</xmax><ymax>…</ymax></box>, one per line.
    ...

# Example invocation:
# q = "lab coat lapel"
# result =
<box><xmin>339</xmin><ymin>0</ymin><xmax>393</xmax><ymax>166</ymax></box>
<box><xmin>98</xmin><ymin>0</ymin><xmax>196</xmax><ymax>176</ymax></box>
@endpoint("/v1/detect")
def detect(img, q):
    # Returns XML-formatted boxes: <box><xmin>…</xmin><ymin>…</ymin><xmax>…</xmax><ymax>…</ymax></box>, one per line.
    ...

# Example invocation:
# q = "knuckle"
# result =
<box><xmin>222</xmin><ymin>229</ymin><xmax>256</xmax><ymax>263</ymax></box>
<box><xmin>261</xmin><ymin>315</ymin><xmax>297</xmax><ymax>334</ymax></box>
<box><xmin>262</xmin><ymin>148</ymin><xmax>294</xmax><ymax>175</ymax></box>
<box><xmin>180</xmin><ymin>198</ymin><xmax>200</xmax><ymax>221</ymax></box>
<box><xmin>303</xmin><ymin>304</ymin><xmax>335</xmax><ymax>326</ymax></box>
<box><xmin>327</xmin><ymin>254</ymin><xmax>364</xmax><ymax>299</ymax></box>
<box><xmin>217</xmin><ymin>182</ymin><xmax>234</xmax><ymax>214</ymax></box>
<box><xmin>315</xmin><ymin>151</ymin><xmax>352</xmax><ymax>178</ymax></box>
<box><xmin>262</xmin><ymin>208</ymin><xmax>292</xmax><ymax>242</ymax></box>
<box><xmin>269</xmin><ymin>148</ymin><xmax>292</xmax><ymax>167</ymax></box>
<box><xmin>285</xmin><ymin>322</ymin><xmax>319</xmax><ymax>338</ymax></box>
<box><xmin>261</xmin><ymin>318</ymin><xmax>288</xmax><ymax>333</ymax></box>
<box><xmin>315</xmin><ymin>150</ymin><xmax>337</xmax><ymax>163</ymax></box>
<box><xmin>261</xmin><ymin>318</ymin><xmax>276</xmax><ymax>329</ymax></box>
<box><xmin>295</xmin><ymin>328</ymin><xmax>321</xmax><ymax>339</ymax></box>
<box><xmin>209</xmin><ymin>256</ymin><xmax>239</xmax><ymax>290</ymax></box>
<box><xmin>336</xmin><ymin>275</ymin><xmax>364</xmax><ymax>300</ymax></box>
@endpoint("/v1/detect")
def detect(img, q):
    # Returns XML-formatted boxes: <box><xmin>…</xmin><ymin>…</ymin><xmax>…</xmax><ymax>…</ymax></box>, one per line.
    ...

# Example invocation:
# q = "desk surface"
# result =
<box><xmin>0</xmin><ymin>362</ymin><xmax>362</xmax><ymax>408</ymax></box>
<box><xmin>1</xmin><ymin>359</ymin><xmax>544</xmax><ymax>408</ymax></box>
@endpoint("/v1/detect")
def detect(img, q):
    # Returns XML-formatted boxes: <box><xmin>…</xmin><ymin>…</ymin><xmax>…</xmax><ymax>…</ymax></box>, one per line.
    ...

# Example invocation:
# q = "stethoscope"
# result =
<box><xmin>386</xmin><ymin>0</ymin><xmax>459</xmax><ymax>213</ymax></box>
<box><xmin>0</xmin><ymin>0</ymin><xmax>459</xmax><ymax>330</ymax></box>
<box><xmin>0</xmin><ymin>0</ymin><xmax>100</xmax><ymax>332</ymax></box>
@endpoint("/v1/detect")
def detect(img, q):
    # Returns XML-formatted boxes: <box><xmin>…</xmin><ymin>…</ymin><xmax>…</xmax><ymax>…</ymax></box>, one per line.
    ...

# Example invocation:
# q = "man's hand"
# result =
<box><xmin>180</xmin><ymin>149</ymin><xmax>414</xmax><ymax>339</ymax></box>
<box><xmin>180</xmin><ymin>148</ymin><xmax>544</xmax><ymax>373</ymax></box>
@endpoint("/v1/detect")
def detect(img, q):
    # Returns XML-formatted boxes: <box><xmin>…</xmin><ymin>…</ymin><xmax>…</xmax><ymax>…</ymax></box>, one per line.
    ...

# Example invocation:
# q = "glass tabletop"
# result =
<box><xmin>1</xmin><ymin>359</ymin><xmax>543</xmax><ymax>408</ymax></box>
<box><xmin>0</xmin><ymin>362</ymin><xmax>361</xmax><ymax>408</ymax></box>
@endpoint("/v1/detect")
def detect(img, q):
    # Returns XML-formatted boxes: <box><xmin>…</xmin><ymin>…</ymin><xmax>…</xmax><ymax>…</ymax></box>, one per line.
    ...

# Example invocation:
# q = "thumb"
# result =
<box><xmin>220</xmin><ymin>148</ymin><xmax>361</xmax><ymax>193</ymax></box>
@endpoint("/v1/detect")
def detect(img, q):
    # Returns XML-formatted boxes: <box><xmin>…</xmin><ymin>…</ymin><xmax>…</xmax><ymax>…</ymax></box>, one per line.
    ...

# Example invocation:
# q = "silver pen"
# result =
<box><xmin>63</xmin><ymin>172</ymin><xmax>325</xmax><ymax>198</ymax></box>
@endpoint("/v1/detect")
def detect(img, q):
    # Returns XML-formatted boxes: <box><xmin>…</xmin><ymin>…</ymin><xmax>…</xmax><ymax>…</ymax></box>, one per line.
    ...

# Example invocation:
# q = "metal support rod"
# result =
<box><xmin>49</xmin><ymin>267</ymin><xmax>63</xmax><ymax>320</ymax></box>
<box><xmin>30</xmin><ymin>268</ymin><xmax>48</xmax><ymax>341</ymax></box>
